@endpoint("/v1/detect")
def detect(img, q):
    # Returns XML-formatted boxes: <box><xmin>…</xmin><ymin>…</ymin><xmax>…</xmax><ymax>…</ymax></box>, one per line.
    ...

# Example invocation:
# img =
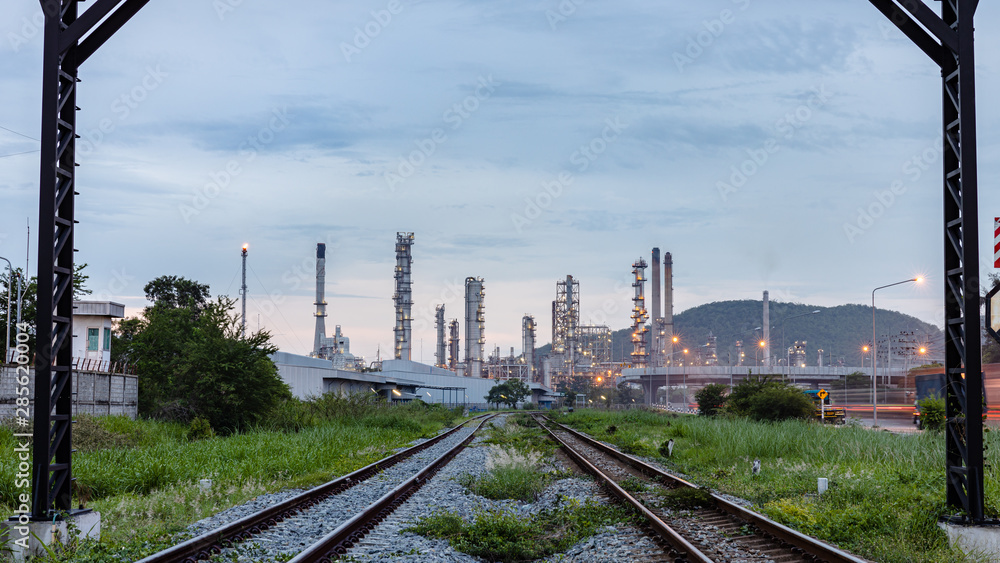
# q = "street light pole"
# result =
<box><xmin>0</xmin><ymin>256</ymin><xmax>12</xmax><ymax>364</ymax></box>
<box><xmin>872</xmin><ymin>278</ymin><xmax>919</xmax><ymax>427</ymax></box>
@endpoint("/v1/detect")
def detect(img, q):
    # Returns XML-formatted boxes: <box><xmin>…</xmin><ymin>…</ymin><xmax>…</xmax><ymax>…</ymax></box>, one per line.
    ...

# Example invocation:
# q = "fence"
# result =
<box><xmin>0</xmin><ymin>365</ymin><xmax>138</xmax><ymax>419</ymax></box>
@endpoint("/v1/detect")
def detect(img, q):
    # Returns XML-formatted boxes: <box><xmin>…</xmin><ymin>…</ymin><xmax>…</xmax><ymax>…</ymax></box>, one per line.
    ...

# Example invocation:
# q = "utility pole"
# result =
<box><xmin>34</xmin><ymin>0</ymin><xmax>152</xmax><ymax>522</ymax></box>
<box><xmin>240</xmin><ymin>244</ymin><xmax>248</xmax><ymax>338</ymax></box>
<box><xmin>868</xmin><ymin>0</ymin><xmax>984</xmax><ymax>521</ymax></box>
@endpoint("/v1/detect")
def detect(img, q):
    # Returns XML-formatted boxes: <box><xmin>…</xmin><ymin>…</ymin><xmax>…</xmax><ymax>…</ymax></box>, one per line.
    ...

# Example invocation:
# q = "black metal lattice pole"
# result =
<box><xmin>33</xmin><ymin>0</ymin><xmax>150</xmax><ymax>521</ymax></box>
<box><xmin>868</xmin><ymin>0</ymin><xmax>984</xmax><ymax>521</ymax></box>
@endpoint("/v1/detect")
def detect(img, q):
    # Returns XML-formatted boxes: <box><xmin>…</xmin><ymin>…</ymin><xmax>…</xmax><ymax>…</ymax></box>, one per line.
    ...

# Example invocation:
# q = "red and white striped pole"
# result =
<box><xmin>995</xmin><ymin>217</ymin><xmax>1000</xmax><ymax>268</ymax></box>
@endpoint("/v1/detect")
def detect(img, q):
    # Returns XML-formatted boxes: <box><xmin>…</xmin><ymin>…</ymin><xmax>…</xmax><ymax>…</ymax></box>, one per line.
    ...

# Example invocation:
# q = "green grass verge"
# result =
<box><xmin>0</xmin><ymin>398</ymin><xmax>463</xmax><ymax>562</ymax></box>
<box><xmin>549</xmin><ymin>408</ymin><xmax>999</xmax><ymax>563</ymax></box>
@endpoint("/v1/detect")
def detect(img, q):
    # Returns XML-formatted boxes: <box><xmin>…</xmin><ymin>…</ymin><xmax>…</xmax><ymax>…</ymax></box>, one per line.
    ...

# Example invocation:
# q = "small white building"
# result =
<box><xmin>73</xmin><ymin>301</ymin><xmax>125</xmax><ymax>367</ymax></box>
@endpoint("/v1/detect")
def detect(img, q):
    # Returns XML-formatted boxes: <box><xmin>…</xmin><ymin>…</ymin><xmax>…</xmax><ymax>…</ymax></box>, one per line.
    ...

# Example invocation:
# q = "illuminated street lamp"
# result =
<box><xmin>872</xmin><ymin>277</ymin><xmax>921</xmax><ymax>426</ymax></box>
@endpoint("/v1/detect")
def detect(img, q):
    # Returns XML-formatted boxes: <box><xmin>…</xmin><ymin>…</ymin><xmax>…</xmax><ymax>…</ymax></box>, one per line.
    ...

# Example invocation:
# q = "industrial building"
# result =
<box><xmin>546</xmin><ymin>275</ymin><xmax>613</xmax><ymax>386</ymax></box>
<box><xmin>278</xmin><ymin>235</ymin><xmax>558</xmax><ymax>407</ymax></box>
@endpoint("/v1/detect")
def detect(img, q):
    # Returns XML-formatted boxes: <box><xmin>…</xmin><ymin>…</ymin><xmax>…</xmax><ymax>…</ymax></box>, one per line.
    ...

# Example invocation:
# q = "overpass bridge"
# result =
<box><xmin>621</xmin><ymin>365</ymin><xmax>868</xmax><ymax>406</ymax></box>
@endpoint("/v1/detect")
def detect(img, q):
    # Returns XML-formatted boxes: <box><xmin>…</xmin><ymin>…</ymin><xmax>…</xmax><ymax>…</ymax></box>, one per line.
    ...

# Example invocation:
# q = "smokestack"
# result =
<box><xmin>448</xmin><ymin>319</ymin><xmax>460</xmax><ymax>370</ymax></box>
<box><xmin>313</xmin><ymin>243</ymin><xmax>328</xmax><ymax>357</ymax></box>
<box><xmin>435</xmin><ymin>305</ymin><xmax>446</xmax><ymax>368</ymax></box>
<box><xmin>664</xmin><ymin>252</ymin><xmax>674</xmax><ymax>363</ymax></box>
<box><xmin>522</xmin><ymin>315</ymin><xmax>536</xmax><ymax>381</ymax></box>
<box><xmin>393</xmin><ymin>233</ymin><xmax>414</xmax><ymax>360</ymax></box>
<box><xmin>464</xmin><ymin>277</ymin><xmax>485</xmax><ymax>377</ymax></box>
<box><xmin>763</xmin><ymin>290</ymin><xmax>770</xmax><ymax>367</ymax></box>
<box><xmin>651</xmin><ymin>248</ymin><xmax>662</xmax><ymax>366</ymax></box>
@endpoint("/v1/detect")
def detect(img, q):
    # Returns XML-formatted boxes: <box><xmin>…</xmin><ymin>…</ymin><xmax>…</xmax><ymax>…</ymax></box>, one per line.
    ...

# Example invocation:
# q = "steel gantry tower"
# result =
<box><xmin>33</xmin><ymin>0</ymin><xmax>150</xmax><ymax>521</ymax></box>
<box><xmin>867</xmin><ymin>0</ymin><xmax>985</xmax><ymax>522</ymax></box>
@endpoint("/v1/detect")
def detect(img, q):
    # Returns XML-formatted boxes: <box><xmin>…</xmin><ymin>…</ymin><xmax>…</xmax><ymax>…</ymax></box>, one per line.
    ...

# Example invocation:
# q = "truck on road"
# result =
<box><xmin>803</xmin><ymin>389</ymin><xmax>846</xmax><ymax>424</ymax></box>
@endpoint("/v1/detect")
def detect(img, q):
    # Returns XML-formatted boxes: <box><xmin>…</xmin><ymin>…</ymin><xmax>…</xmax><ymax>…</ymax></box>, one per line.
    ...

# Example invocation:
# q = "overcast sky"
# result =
<box><xmin>2</xmin><ymin>0</ymin><xmax>999</xmax><ymax>361</ymax></box>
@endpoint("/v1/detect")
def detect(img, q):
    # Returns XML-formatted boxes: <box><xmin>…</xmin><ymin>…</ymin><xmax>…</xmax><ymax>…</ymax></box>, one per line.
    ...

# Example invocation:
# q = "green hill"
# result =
<box><xmin>537</xmin><ymin>300</ymin><xmax>941</xmax><ymax>367</ymax></box>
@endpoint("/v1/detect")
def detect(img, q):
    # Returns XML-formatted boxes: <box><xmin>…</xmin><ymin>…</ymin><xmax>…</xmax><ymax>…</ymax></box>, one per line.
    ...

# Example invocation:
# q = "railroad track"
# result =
<box><xmin>532</xmin><ymin>414</ymin><xmax>869</xmax><ymax>563</ymax></box>
<box><xmin>138</xmin><ymin>414</ymin><xmax>498</xmax><ymax>563</ymax></box>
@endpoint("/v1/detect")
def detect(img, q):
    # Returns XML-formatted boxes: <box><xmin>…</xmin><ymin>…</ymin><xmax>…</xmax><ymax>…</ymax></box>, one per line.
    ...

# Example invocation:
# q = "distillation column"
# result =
<box><xmin>631</xmin><ymin>258</ymin><xmax>649</xmax><ymax>367</ymax></box>
<box><xmin>435</xmin><ymin>305</ymin><xmax>447</xmax><ymax>368</ymax></box>
<box><xmin>393</xmin><ymin>233</ymin><xmax>414</xmax><ymax>360</ymax></box>
<box><xmin>651</xmin><ymin>248</ymin><xmax>662</xmax><ymax>366</ymax></box>
<box><xmin>522</xmin><ymin>314</ymin><xmax>536</xmax><ymax>381</ymax></box>
<box><xmin>448</xmin><ymin>319</ymin><xmax>460</xmax><ymax>370</ymax></box>
<box><xmin>664</xmin><ymin>252</ymin><xmax>674</xmax><ymax>364</ymax></box>
<box><xmin>464</xmin><ymin>277</ymin><xmax>485</xmax><ymax>377</ymax></box>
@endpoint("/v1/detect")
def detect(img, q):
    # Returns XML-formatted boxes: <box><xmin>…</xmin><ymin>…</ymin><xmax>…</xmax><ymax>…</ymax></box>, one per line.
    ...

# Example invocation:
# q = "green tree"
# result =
<box><xmin>117</xmin><ymin>276</ymin><xmax>290</xmax><ymax>434</ymax></box>
<box><xmin>143</xmin><ymin>275</ymin><xmax>210</xmax><ymax>309</ymax></box>
<box><xmin>694</xmin><ymin>383</ymin><xmax>728</xmax><ymax>416</ymax></box>
<box><xmin>485</xmin><ymin>379</ymin><xmax>531</xmax><ymax>409</ymax></box>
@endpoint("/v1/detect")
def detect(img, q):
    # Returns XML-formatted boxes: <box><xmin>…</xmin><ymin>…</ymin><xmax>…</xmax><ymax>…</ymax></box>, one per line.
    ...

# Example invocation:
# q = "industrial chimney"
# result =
<box><xmin>664</xmin><ymin>252</ymin><xmax>674</xmax><ymax>363</ymax></box>
<box><xmin>313</xmin><ymin>243</ymin><xmax>328</xmax><ymax>357</ymax></box>
<box><xmin>464</xmin><ymin>277</ymin><xmax>485</xmax><ymax>378</ymax></box>
<box><xmin>393</xmin><ymin>233</ymin><xmax>414</xmax><ymax>360</ymax></box>
<box><xmin>435</xmin><ymin>305</ymin><xmax>447</xmax><ymax>368</ymax></box>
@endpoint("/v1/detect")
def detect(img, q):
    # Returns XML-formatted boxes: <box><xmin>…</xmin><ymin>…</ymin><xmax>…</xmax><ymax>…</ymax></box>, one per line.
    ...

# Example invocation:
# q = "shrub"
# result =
<box><xmin>745</xmin><ymin>386</ymin><xmax>815</xmax><ymax>422</ymax></box>
<box><xmin>918</xmin><ymin>394</ymin><xmax>946</xmax><ymax>432</ymax></box>
<box><xmin>522</xmin><ymin>401</ymin><xmax>537</xmax><ymax>411</ymax></box>
<box><xmin>695</xmin><ymin>383</ymin><xmax>728</xmax><ymax>416</ymax></box>
<box><xmin>186</xmin><ymin>417</ymin><xmax>214</xmax><ymax>441</ymax></box>
<box><xmin>727</xmin><ymin>377</ymin><xmax>814</xmax><ymax>422</ymax></box>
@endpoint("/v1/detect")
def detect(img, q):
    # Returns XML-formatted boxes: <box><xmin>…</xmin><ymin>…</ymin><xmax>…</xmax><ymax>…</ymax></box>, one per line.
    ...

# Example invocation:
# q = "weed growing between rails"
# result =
<box><xmin>404</xmin><ymin>499</ymin><xmax>634</xmax><ymax>563</ymax></box>
<box><xmin>550</xmin><ymin>408</ymin><xmax>999</xmax><ymax>563</ymax></box>
<box><xmin>0</xmin><ymin>397</ymin><xmax>464</xmax><ymax>561</ymax></box>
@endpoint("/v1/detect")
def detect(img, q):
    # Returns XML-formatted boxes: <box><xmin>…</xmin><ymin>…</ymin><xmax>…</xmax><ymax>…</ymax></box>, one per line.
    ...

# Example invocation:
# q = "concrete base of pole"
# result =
<box><xmin>939</xmin><ymin>520</ymin><xmax>1000</xmax><ymax>560</ymax></box>
<box><xmin>0</xmin><ymin>510</ymin><xmax>100</xmax><ymax>561</ymax></box>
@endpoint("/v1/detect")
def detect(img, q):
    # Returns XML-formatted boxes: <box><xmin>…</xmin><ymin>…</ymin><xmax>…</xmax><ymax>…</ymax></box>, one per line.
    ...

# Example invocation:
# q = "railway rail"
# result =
<box><xmin>533</xmin><ymin>414</ymin><xmax>869</xmax><ymax>563</ymax></box>
<box><xmin>138</xmin><ymin>414</ymin><xmax>497</xmax><ymax>563</ymax></box>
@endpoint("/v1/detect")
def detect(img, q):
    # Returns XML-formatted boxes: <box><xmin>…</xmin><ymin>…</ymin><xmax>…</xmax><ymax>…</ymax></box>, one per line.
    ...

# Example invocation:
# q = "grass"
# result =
<box><xmin>0</xmin><ymin>396</ymin><xmax>464</xmax><ymax>562</ymax></box>
<box><xmin>548</xmin><ymin>408</ymin><xmax>1000</xmax><ymax>563</ymax></box>
<box><xmin>402</xmin><ymin>498</ymin><xmax>634</xmax><ymax>563</ymax></box>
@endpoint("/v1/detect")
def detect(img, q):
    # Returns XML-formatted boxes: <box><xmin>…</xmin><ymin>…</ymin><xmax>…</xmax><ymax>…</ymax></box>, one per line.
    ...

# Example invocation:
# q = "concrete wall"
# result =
<box><xmin>0</xmin><ymin>366</ymin><xmax>138</xmax><ymax>419</ymax></box>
